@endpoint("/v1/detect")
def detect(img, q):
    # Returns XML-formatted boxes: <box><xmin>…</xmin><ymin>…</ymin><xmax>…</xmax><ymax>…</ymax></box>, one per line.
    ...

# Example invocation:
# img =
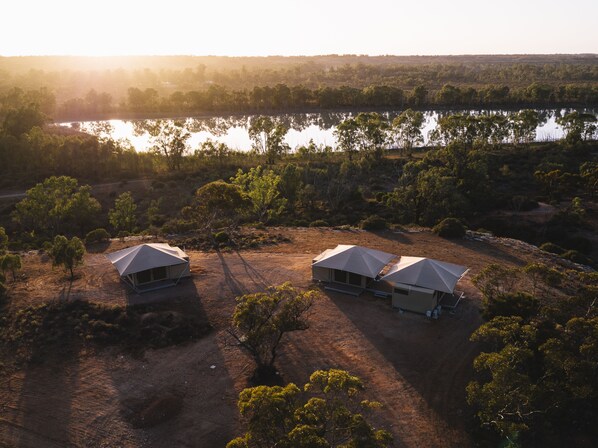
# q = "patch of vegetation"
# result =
<box><xmin>433</xmin><ymin>217</ymin><xmax>467</xmax><ymax>238</ymax></box>
<box><xmin>0</xmin><ymin>300</ymin><xmax>211</xmax><ymax>366</ymax></box>
<box><xmin>360</xmin><ymin>214</ymin><xmax>388</xmax><ymax>230</ymax></box>
<box><xmin>85</xmin><ymin>228</ymin><xmax>111</xmax><ymax>245</ymax></box>
<box><xmin>173</xmin><ymin>229</ymin><xmax>290</xmax><ymax>251</ymax></box>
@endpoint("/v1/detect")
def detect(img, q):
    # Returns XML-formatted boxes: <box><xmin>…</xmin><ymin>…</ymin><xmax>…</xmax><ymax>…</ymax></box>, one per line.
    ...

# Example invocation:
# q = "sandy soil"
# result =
<box><xmin>0</xmin><ymin>228</ymin><xmax>538</xmax><ymax>448</ymax></box>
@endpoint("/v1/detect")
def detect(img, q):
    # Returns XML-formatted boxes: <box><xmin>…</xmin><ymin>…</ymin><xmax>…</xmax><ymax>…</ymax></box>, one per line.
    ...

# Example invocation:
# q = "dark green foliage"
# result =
<box><xmin>561</xmin><ymin>250</ymin><xmax>592</xmax><ymax>265</ymax></box>
<box><xmin>227</xmin><ymin>369</ymin><xmax>392</xmax><ymax>448</ymax></box>
<box><xmin>85</xmin><ymin>228</ymin><xmax>111</xmax><ymax>245</ymax></box>
<box><xmin>0</xmin><ymin>300</ymin><xmax>211</xmax><ymax>362</ymax></box>
<box><xmin>213</xmin><ymin>231</ymin><xmax>230</xmax><ymax>244</ymax></box>
<box><xmin>433</xmin><ymin>217</ymin><xmax>466</xmax><ymax>238</ymax></box>
<box><xmin>47</xmin><ymin>235</ymin><xmax>85</xmax><ymax>279</ymax></box>
<box><xmin>230</xmin><ymin>283</ymin><xmax>317</xmax><ymax>372</ymax></box>
<box><xmin>539</xmin><ymin>242</ymin><xmax>565</xmax><ymax>255</ymax></box>
<box><xmin>482</xmin><ymin>292</ymin><xmax>540</xmax><ymax>321</ymax></box>
<box><xmin>360</xmin><ymin>215</ymin><xmax>388</xmax><ymax>230</ymax></box>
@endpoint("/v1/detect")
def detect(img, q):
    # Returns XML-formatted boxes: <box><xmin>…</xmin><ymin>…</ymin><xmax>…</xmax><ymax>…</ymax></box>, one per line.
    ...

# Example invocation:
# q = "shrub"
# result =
<box><xmin>359</xmin><ymin>215</ymin><xmax>388</xmax><ymax>230</ymax></box>
<box><xmin>309</xmin><ymin>220</ymin><xmax>329</xmax><ymax>227</ymax></box>
<box><xmin>539</xmin><ymin>242</ymin><xmax>565</xmax><ymax>255</ymax></box>
<box><xmin>563</xmin><ymin>236</ymin><xmax>593</xmax><ymax>255</ymax></box>
<box><xmin>85</xmin><ymin>228</ymin><xmax>111</xmax><ymax>245</ymax></box>
<box><xmin>117</xmin><ymin>230</ymin><xmax>131</xmax><ymax>240</ymax></box>
<box><xmin>213</xmin><ymin>231</ymin><xmax>230</xmax><ymax>244</ymax></box>
<box><xmin>482</xmin><ymin>292</ymin><xmax>539</xmax><ymax>320</ymax></box>
<box><xmin>433</xmin><ymin>218</ymin><xmax>466</xmax><ymax>238</ymax></box>
<box><xmin>561</xmin><ymin>250</ymin><xmax>592</xmax><ymax>265</ymax></box>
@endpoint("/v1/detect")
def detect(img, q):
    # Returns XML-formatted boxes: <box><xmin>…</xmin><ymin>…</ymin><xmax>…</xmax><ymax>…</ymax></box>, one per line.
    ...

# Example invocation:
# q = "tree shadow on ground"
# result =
<box><xmin>325</xmin><ymin>289</ymin><xmax>482</xmax><ymax>435</ymax></box>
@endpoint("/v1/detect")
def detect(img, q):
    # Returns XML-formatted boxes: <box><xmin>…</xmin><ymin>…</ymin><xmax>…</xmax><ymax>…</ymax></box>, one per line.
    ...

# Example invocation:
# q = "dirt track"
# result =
<box><xmin>0</xmin><ymin>228</ymin><xmax>536</xmax><ymax>448</ymax></box>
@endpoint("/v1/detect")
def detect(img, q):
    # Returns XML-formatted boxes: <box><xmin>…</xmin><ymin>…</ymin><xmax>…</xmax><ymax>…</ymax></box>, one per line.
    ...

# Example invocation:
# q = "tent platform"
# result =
<box><xmin>324</xmin><ymin>283</ymin><xmax>364</xmax><ymax>296</ymax></box>
<box><xmin>440</xmin><ymin>290</ymin><xmax>465</xmax><ymax>310</ymax></box>
<box><xmin>130</xmin><ymin>279</ymin><xmax>183</xmax><ymax>294</ymax></box>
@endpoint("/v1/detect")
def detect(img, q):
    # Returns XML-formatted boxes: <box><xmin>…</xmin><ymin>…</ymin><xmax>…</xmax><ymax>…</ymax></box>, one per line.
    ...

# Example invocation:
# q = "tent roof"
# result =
<box><xmin>380</xmin><ymin>256</ymin><xmax>467</xmax><ymax>293</ymax></box>
<box><xmin>312</xmin><ymin>245</ymin><xmax>396</xmax><ymax>278</ymax></box>
<box><xmin>106</xmin><ymin>243</ymin><xmax>188</xmax><ymax>277</ymax></box>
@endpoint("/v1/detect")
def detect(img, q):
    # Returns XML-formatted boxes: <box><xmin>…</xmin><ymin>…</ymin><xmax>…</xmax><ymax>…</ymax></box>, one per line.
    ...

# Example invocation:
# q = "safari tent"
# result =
<box><xmin>379</xmin><ymin>256</ymin><xmax>468</xmax><ymax>314</ymax></box>
<box><xmin>106</xmin><ymin>243</ymin><xmax>190</xmax><ymax>292</ymax></box>
<box><xmin>312</xmin><ymin>245</ymin><xmax>396</xmax><ymax>290</ymax></box>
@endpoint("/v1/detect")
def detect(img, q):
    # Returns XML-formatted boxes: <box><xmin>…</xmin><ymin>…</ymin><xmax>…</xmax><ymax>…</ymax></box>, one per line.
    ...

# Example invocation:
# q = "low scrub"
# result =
<box><xmin>360</xmin><ymin>215</ymin><xmax>388</xmax><ymax>230</ymax></box>
<box><xmin>433</xmin><ymin>218</ymin><xmax>467</xmax><ymax>238</ymax></box>
<box><xmin>0</xmin><ymin>300</ymin><xmax>211</xmax><ymax>364</ymax></box>
<box><xmin>85</xmin><ymin>228</ymin><xmax>111</xmax><ymax>245</ymax></box>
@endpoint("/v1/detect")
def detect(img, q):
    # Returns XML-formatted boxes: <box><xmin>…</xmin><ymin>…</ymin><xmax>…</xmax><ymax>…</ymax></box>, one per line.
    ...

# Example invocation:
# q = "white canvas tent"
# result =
<box><xmin>379</xmin><ymin>257</ymin><xmax>468</xmax><ymax>313</ymax></box>
<box><xmin>106</xmin><ymin>243</ymin><xmax>190</xmax><ymax>292</ymax></box>
<box><xmin>312</xmin><ymin>245</ymin><xmax>396</xmax><ymax>289</ymax></box>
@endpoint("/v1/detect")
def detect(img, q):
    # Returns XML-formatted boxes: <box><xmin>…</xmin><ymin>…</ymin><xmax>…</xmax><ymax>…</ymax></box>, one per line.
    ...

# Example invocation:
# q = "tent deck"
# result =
<box><xmin>439</xmin><ymin>290</ymin><xmax>465</xmax><ymax>310</ymax></box>
<box><xmin>125</xmin><ymin>278</ymin><xmax>183</xmax><ymax>294</ymax></box>
<box><xmin>325</xmin><ymin>283</ymin><xmax>364</xmax><ymax>296</ymax></box>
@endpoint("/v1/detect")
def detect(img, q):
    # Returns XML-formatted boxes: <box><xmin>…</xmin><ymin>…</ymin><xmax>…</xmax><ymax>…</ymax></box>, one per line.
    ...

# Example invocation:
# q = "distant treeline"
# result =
<box><xmin>0</xmin><ymin>55</ymin><xmax>597</xmax><ymax>120</ymax></box>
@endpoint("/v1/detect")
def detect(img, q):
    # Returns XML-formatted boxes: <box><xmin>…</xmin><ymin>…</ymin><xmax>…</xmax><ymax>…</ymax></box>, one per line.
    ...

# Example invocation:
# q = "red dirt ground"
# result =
<box><xmin>0</xmin><ymin>228</ymin><xmax>540</xmax><ymax>448</ymax></box>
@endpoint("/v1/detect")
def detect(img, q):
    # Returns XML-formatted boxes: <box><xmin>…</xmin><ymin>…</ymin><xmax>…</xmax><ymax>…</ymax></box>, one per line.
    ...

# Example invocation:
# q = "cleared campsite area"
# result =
<box><xmin>0</xmin><ymin>228</ymin><xmax>539</xmax><ymax>448</ymax></box>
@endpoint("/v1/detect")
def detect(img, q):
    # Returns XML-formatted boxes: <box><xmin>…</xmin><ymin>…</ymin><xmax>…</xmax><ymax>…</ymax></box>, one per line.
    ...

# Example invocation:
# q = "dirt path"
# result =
<box><xmin>0</xmin><ymin>229</ymin><xmax>535</xmax><ymax>447</ymax></box>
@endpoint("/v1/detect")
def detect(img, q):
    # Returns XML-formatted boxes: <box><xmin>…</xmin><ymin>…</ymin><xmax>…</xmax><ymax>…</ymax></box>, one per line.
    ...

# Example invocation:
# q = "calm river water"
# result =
<box><xmin>58</xmin><ymin>109</ymin><xmax>583</xmax><ymax>152</ymax></box>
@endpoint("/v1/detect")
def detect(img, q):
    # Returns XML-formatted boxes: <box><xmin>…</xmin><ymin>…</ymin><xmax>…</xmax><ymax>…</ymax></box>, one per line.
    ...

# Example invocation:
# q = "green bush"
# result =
<box><xmin>359</xmin><ymin>215</ymin><xmax>388</xmax><ymax>230</ymax></box>
<box><xmin>85</xmin><ymin>228</ymin><xmax>111</xmax><ymax>245</ymax></box>
<box><xmin>309</xmin><ymin>220</ymin><xmax>329</xmax><ymax>227</ymax></box>
<box><xmin>482</xmin><ymin>292</ymin><xmax>539</xmax><ymax>320</ymax></box>
<box><xmin>213</xmin><ymin>231</ymin><xmax>230</xmax><ymax>243</ymax></box>
<box><xmin>433</xmin><ymin>218</ymin><xmax>466</xmax><ymax>238</ymax></box>
<box><xmin>561</xmin><ymin>250</ymin><xmax>592</xmax><ymax>265</ymax></box>
<box><xmin>563</xmin><ymin>236</ymin><xmax>593</xmax><ymax>255</ymax></box>
<box><xmin>539</xmin><ymin>242</ymin><xmax>565</xmax><ymax>255</ymax></box>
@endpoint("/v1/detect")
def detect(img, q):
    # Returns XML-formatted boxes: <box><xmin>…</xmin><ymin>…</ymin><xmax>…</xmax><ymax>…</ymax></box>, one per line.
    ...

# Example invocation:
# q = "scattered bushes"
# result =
<box><xmin>433</xmin><ymin>217</ymin><xmax>467</xmax><ymax>238</ymax></box>
<box><xmin>0</xmin><ymin>300</ymin><xmax>212</xmax><ymax>362</ymax></box>
<box><xmin>359</xmin><ymin>215</ymin><xmax>388</xmax><ymax>230</ymax></box>
<box><xmin>85</xmin><ymin>228</ymin><xmax>111</xmax><ymax>245</ymax></box>
<box><xmin>539</xmin><ymin>242</ymin><xmax>565</xmax><ymax>255</ymax></box>
<box><xmin>561</xmin><ymin>250</ymin><xmax>592</xmax><ymax>265</ymax></box>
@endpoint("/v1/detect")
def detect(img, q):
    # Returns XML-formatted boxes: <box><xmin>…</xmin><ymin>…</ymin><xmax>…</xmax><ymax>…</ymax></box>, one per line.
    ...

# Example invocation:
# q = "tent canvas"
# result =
<box><xmin>380</xmin><ymin>256</ymin><xmax>467</xmax><ymax>294</ymax></box>
<box><xmin>106</xmin><ymin>243</ymin><xmax>190</xmax><ymax>292</ymax></box>
<box><xmin>312</xmin><ymin>245</ymin><xmax>396</xmax><ymax>279</ymax></box>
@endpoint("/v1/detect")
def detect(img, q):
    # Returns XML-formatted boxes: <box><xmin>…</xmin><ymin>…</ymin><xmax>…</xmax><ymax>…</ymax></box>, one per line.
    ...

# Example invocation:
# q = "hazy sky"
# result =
<box><xmin>2</xmin><ymin>0</ymin><xmax>596</xmax><ymax>56</ymax></box>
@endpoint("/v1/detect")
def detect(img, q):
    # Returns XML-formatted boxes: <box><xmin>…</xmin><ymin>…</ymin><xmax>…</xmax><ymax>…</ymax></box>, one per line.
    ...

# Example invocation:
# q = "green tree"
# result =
<box><xmin>231</xmin><ymin>166</ymin><xmax>287</xmax><ymax>223</ymax></box>
<box><xmin>109</xmin><ymin>192</ymin><xmax>137</xmax><ymax>233</ymax></box>
<box><xmin>334</xmin><ymin>117</ymin><xmax>359</xmax><ymax>161</ymax></box>
<box><xmin>186</xmin><ymin>181</ymin><xmax>251</xmax><ymax>236</ymax></box>
<box><xmin>48</xmin><ymin>235</ymin><xmax>85</xmax><ymax>280</ymax></box>
<box><xmin>227</xmin><ymin>369</ymin><xmax>392</xmax><ymax>448</ymax></box>
<box><xmin>556</xmin><ymin>111</ymin><xmax>597</xmax><ymax>144</ymax></box>
<box><xmin>229</xmin><ymin>283</ymin><xmax>316</xmax><ymax>375</ymax></box>
<box><xmin>391</xmin><ymin>109</ymin><xmax>425</xmax><ymax>152</ymax></box>
<box><xmin>141</xmin><ymin>120</ymin><xmax>190</xmax><ymax>170</ymax></box>
<box><xmin>13</xmin><ymin>176</ymin><xmax>101</xmax><ymax>237</ymax></box>
<box><xmin>355</xmin><ymin>112</ymin><xmax>389</xmax><ymax>161</ymax></box>
<box><xmin>1</xmin><ymin>253</ymin><xmax>22</xmax><ymax>282</ymax></box>
<box><xmin>248</xmin><ymin>116</ymin><xmax>289</xmax><ymax>164</ymax></box>
<box><xmin>510</xmin><ymin>110</ymin><xmax>540</xmax><ymax>145</ymax></box>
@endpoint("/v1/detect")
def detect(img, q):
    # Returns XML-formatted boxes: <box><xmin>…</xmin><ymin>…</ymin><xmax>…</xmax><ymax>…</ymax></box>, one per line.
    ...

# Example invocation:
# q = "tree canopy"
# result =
<box><xmin>227</xmin><ymin>369</ymin><xmax>392</xmax><ymax>448</ymax></box>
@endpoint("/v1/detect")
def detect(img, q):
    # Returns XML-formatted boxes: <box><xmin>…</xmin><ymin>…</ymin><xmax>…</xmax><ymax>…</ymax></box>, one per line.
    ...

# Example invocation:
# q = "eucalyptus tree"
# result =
<box><xmin>248</xmin><ymin>115</ymin><xmax>289</xmax><ymax>164</ymax></box>
<box><xmin>391</xmin><ymin>108</ymin><xmax>425</xmax><ymax>152</ymax></box>
<box><xmin>141</xmin><ymin>119</ymin><xmax>191</xmax><ymax>171</ymax></box>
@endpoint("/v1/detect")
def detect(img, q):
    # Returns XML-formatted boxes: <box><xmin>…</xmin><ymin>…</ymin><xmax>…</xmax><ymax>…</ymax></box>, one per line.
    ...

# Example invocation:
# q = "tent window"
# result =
<box><xmin>136</xmin><ymin>269</ymin><xmax>153</xmax><ymax>284</ymax></box>
<box><xmin>394</xmin><ymin>287</ymin><xmax>409</xmax><ymax>295</ymax></box>
<box><xmin>334</xmin><ymin>269</ymin><xmax>347</xmax><ymax>283</ymax></box>
<box><xmin>348</xmin><ymin>272</ymin><xmax>362</xmax><ymax>286</ymax></box>
<box><xmin>136</xmin><ymin>266</ymin><xmax>169</xmax><ymax>284</ymax></box>
<box><xmin>152</xmin><ymin>266</ymin><xmax>167</xmax><ymax>281</ymax></box>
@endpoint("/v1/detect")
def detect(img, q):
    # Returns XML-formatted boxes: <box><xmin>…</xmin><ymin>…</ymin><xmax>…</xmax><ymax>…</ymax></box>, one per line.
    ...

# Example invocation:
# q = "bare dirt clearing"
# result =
<box><xmin>0</xmin><ymin>228</ymin><xmax>540</xmax><ymax>448</ymax></box>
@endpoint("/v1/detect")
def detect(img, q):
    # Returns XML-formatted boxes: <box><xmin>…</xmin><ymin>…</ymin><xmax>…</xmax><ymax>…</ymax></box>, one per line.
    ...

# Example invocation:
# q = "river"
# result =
<box><xmin>57</xmin><ymin>109</ymin><xmax>589</xmax><ymax>152</ymax></box>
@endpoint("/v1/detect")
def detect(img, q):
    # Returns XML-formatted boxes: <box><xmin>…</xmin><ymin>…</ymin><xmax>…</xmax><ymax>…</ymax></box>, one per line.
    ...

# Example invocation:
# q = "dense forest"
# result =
<box><xmin>1</xmin><ymin>55</ymin><xmax>597</xmax><ymax>120</ymax></box>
